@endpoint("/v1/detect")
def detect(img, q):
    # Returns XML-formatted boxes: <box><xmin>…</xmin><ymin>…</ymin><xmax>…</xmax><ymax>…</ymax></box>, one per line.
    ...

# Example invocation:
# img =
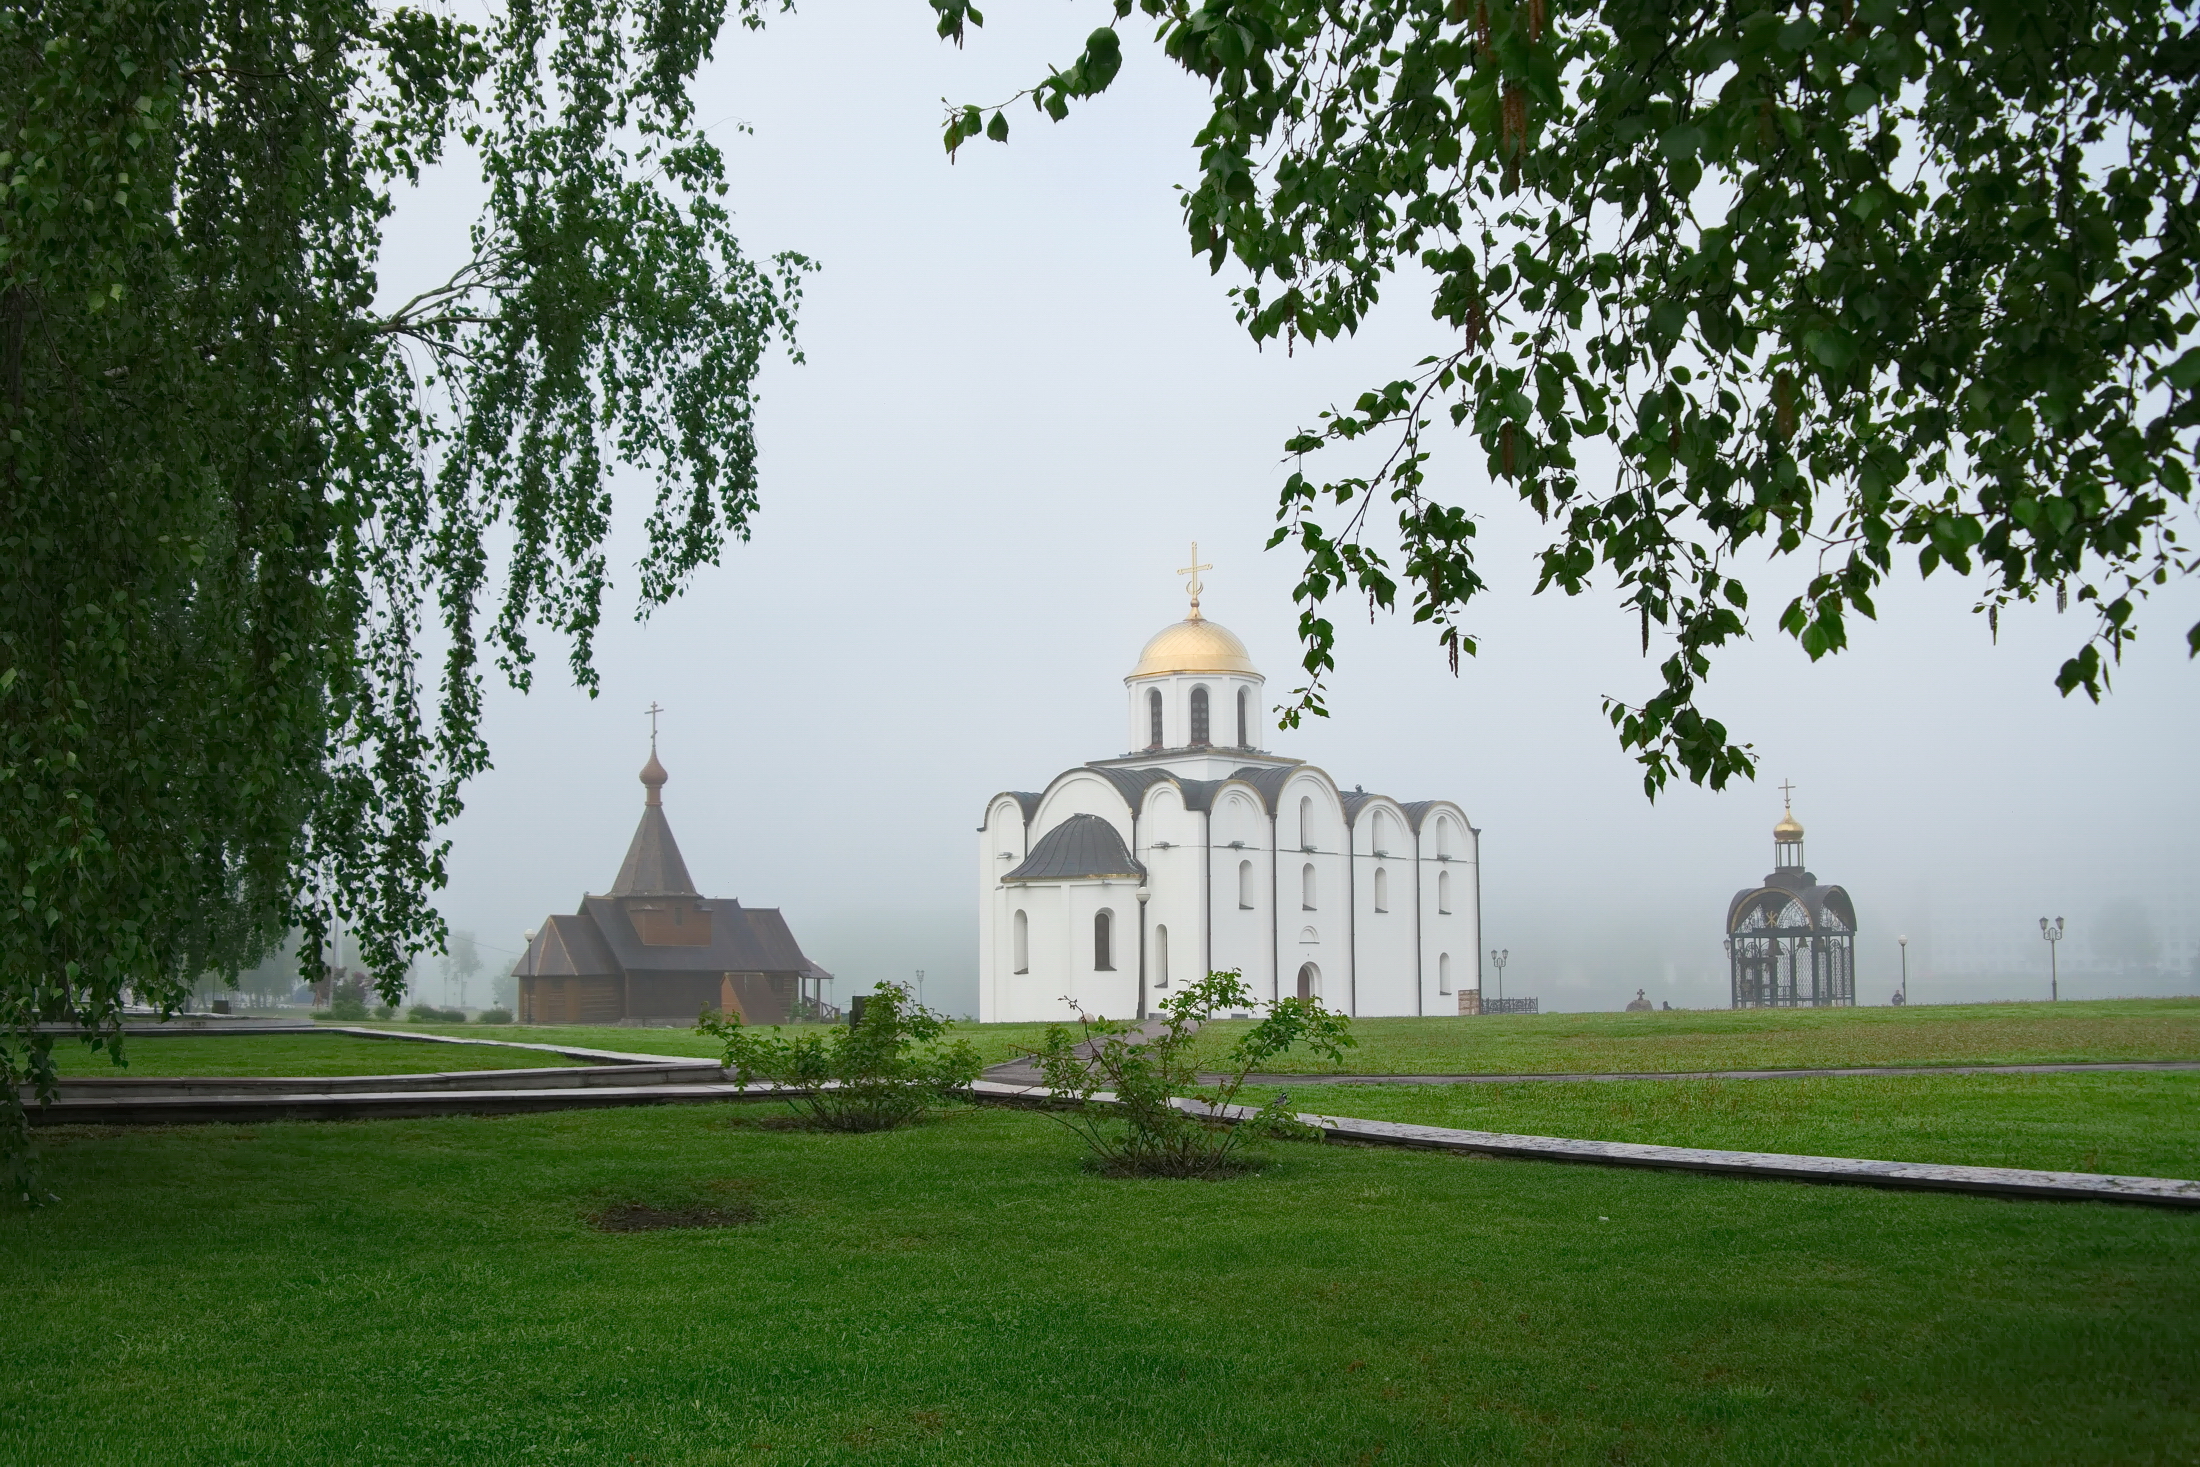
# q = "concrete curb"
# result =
<box><xmin>966</xmin><ymin>1081</ymin><xmax>2200</xmax><ymax>1210</ymax></box>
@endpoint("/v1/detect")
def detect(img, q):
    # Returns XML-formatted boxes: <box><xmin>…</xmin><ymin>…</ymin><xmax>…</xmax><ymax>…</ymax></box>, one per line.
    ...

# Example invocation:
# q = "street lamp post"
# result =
<box><xmin>1897</xmin><ymin>935</ymin><xmax>1908</xmax><ymax>1007</ymax></box>
<box><xmin>1489</xmin><ymin>948</ymin><xmax>1509</xmax><ymax>1009</ymax></box>
<box><xmin>2038</xmin><ymin>918</ymin><xmax>2064</xmax><ymax>1002</ymax></box>
<box><xmin>915</xmin><ymin>969</ymin><xmax>926</xmax><ymax>1009</ymax></box>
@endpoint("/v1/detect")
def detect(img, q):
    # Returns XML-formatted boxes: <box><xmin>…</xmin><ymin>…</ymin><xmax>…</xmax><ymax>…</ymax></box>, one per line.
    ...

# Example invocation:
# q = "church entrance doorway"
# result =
<box><xmin>1295</xmin><ymin>963</ymin><xmax>1320</xmax><ymax>1000</ymax></box>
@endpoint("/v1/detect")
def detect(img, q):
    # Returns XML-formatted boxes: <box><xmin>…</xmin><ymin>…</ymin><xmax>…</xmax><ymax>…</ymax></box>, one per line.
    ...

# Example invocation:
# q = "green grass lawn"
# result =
<box><xmin>50</xmin><ymin>1034</ymin><xmax>582</xmax><ymax>1078</ymax></box>
<box><xmin>6</xmin><ymin>1103</ymin><xmax>2195</xmax><ymax>1465</ymax></box>
<box><xmin>1247</xmin><ymin>1071</ymin><xmax>2200</xmax><ymax>1179</ymax></box>
<box><xmin>355</xmin><ymin>1020</ymin><xmax>1065</xmax><ymax>1068</ymax></box>
<box><xmin>1194</xmin><ymin>997</ymin><xmax>2200</xmax><ymax>1075</ymax></box>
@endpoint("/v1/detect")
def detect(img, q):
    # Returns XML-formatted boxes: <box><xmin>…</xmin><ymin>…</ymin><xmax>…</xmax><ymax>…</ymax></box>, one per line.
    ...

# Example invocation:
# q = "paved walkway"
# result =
<box><xmin>1222</xmin><ymin>1059</ymin><xmax>2200</xmax><ymax>1086</ymax></box>
<box><xmin>981</xmin><ymin>1017</ymin><xmax>1182</xmax><ymax>1089</ymax></box>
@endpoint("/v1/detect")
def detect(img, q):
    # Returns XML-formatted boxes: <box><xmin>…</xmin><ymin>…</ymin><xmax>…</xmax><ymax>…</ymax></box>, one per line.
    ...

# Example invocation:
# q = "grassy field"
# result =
<box><xmin>6</xmin><ymin>1102</ymin><xmax>2196</xmax><ymax>1465</ymax></box>
<box><xmin>352</xmin><ymin>1020</ymin><xmax>1066</xmax><ymax>1068</ymax></box>
<box><xmin>1194</xmin><ymin>997</ymin><xmax>2200</xmax><ymax>1075</ymax></box>
<box><xmin>1248</xmin><ymin>1071</ymin><xmax>2200</xmax><ymax>1178</ymax></box>
<box><xmin>50</xmin><ymin>1034</ymin><xmax>583</xmax><ymax>1078</ymax></box>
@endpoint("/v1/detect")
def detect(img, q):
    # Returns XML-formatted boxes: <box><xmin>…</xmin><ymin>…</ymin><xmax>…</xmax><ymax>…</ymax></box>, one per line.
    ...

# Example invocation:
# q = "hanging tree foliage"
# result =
<box><xmin>1</xmin><ymin>0</ymin><xmax>807</xmax><ymax>1182</ymax></box>
<box><xmin>933</xmin><ymin>0</ymin><xmax>2199</xmax><ymax>786</ymax></box>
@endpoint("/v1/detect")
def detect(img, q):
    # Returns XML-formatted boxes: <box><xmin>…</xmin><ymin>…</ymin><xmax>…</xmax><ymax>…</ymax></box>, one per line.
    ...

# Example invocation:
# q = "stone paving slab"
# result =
<box><xmin>1226</xmin><ymin>1059</ymin><xmax>2200</xmax><ymax>1086</ymax></box>
<box><xmin>26</xmin><ymin>1081</ymin><xmax>796</xmax><ymax>1127</ymax></box>
<box><xmin>966</xmin><ymin>1081</ymin><xmax>2200</xmax><ymax>1210</ymax></box>
<box><xmin>40</xmin><ymin>1061</ymin><xmax>718</xmax><ymax>1101</ymax></box>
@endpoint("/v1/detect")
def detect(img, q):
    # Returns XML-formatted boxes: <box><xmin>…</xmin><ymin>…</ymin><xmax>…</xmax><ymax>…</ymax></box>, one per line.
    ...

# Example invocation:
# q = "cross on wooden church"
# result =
<box><xmin>644</xmin><ymin>701</ymin><xmax>665</xmax><ymax>748</ymax></box>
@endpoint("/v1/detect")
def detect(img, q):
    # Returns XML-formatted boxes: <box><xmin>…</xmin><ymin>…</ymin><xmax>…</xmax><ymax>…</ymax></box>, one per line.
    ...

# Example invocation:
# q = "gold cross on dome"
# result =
<box><xmin>1177</xmin><ymin>542</ymin><xmax>1213</xmax><ymax>619</ymax></box>
<box><xmin>1778</xmin><ymin>778</ymin><xmax>1796</xmax><ymax>811</ymax></box>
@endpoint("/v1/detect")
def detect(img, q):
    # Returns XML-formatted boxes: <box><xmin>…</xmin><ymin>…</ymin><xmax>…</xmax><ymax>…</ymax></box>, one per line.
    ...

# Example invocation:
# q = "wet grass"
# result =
<box><xmin>356</xmin><ymin>1019</ymin><xmax>1064</xmax><ymax>1068</ymax></box>
<box><xmin>1196</xmin><ymin>997</ymin><xmax>2200</xmax><ymax>1076</ymax></box>
<box><xmin>5</xmin><ymin>1102</ymin><xmax>2195</xmax><ymax>1465</ymax></box>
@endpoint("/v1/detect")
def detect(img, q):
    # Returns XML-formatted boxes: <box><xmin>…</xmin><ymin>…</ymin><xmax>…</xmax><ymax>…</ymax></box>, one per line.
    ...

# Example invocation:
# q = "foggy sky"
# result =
<box><xmin>380</xmin><ymin>5</ymin><xmax>2200</xmax><ymax>1016</ymax></box>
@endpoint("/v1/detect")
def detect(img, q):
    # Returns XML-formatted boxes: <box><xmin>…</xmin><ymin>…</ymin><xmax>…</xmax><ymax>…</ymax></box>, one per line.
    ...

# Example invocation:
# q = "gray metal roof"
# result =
<box><xmin>1726</xmin><ymin>870</ymin><xmax>1857</xmax><ymax>935</ymax></box>
<box><xmin>580</xmin><ymin>894</ymin><xmax>814</xmax><ymax>974</ymax></box>
<box><xmin>608</xmin><ymin>805</ymin><xmax>698</xmax><ymax>897</ymax></box>
<box><xmin>1003</xmin><ymin>813</ymin><xmax>1146</xmax><ymax>883</ymax></box>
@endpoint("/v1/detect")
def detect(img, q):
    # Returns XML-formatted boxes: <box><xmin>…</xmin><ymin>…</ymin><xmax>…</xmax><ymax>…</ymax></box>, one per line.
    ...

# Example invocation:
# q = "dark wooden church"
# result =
<box><xmin>514</xmin><ymin>741</ymin><xmax>828</xmax><ymax>1026</ymax></box>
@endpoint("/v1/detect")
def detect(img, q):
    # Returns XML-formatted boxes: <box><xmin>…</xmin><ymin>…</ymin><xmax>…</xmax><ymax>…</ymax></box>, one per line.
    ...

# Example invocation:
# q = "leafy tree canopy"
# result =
<box><xmin>933</xmin><ymin>0</ymin><xmax>2198</xmax><ymax>788</ymax></box>
<box><xmin>2</xmin><ymin>0</ymin><xmax>806</xmax><ymax>1182</ymax></box>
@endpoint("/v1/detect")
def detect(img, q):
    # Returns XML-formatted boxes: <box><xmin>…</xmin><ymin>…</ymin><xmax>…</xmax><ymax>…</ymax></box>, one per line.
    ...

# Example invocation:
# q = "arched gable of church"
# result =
<box><xmin>1278</xmin><ymin>768</ymin><xmax>1345</xmax><ymax>851</ymax></box>
<box><xmin>1209</xmin><ymin>785</ymin><xmax>1269</xmax><ymax>849</ymax></box>
<box><xmin>1030</xmin><ymin>768</ymin><xmax>1138</xmax><ymax>851</ymax></box>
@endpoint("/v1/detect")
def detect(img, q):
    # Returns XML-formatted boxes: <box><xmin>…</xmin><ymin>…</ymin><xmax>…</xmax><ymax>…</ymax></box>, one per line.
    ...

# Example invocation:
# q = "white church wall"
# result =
<box><xmin>1415</xmin><ymin>804</ymin><xmax>1477</xmax><ymax>1015</ymax></box>
<box><xmin>1282</xmin><ymin>770</ymin><xmax>1353</xmax><ymax>1013</ymax></box>
<box><xmin>1209</xmin><ymin>787</ymin><xmax>1275</xmax><ymax>1002</ymax></box>
<box><xmin>976</xmin><ymin>795</ymin><xmax>1033</xmax><ymax>1023</ymax></box>
<box><xmin>1138</xmin><ymin>784</ymin><xmax>1207</xmax><ymax>1000</ymax></box>
<box><xmin>1351</xmin><ymin>797</ymin><xmax>1422</xmax><ymax>1015</ymax></box>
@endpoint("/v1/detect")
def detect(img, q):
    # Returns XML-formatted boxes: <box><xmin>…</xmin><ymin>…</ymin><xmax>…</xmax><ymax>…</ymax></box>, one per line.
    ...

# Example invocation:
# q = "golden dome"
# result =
<box><xmin>1128</xmin><ymin>615</ymin><xmax>1260</xmax><ymax>679</ymax></box>
<box><xmin>1774</xmin><ymin>809</ymin><xmax>1804</xmax><ymax>841</ymax></box>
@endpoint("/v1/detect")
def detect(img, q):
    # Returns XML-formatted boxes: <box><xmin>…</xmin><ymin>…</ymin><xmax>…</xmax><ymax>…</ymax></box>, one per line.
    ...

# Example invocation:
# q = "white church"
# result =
<box><xmin>977</xmin><ymin>553</ymin><xmax>1482</xmax><ymax>1023</ymax></box>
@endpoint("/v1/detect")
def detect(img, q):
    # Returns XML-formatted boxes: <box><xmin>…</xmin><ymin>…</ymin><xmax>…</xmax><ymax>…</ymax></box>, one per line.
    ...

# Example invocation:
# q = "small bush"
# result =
<box><xmin>327</xmin><ymin>977</ymin><xmax>370</xmax><ymax>1022</ymax></box>
<box><xmin>476</xmin><ymin>1008</ymin><xmax>513</xmax><ymax>1025</ymax></box>
<box><xmin>1032</xmin><ymin>970</ymin><xmax>1354</xmax><ymax>1178</ymax></box>
<box><xmin>371</xmin><ymin>1004</ymin><xmax>397</xmax><ymax>1020</ymax></box>
<box><xmin>698</xmin><ymin>981</ymin><xmax>980</xmax><ymax>1132</ymax></box>
<box><xmin>408</xmin><ymin>1004</ymin><xmax>466</xmax><ymax>1023</ymax></box>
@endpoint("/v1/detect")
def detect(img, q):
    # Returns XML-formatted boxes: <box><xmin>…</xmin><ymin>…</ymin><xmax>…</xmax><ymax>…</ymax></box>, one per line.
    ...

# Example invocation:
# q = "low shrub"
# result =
<box><xmin>371</xmin><ymin>1004</ymin><xmax>397</xmax><ymax>1021</ymax></box>
<box><xmin>476</xmin><ymin>1008</ymin><xmax>514</xmax><ymax>1025</ymax></box>
<box><xmin>698</xmin><ymin>981</ymin><xmax>981</xmax><ymax>1132</ymax></box>
<box><xmin>408</xmin><ymin>1004</ymin><xmax>466</xmax><ymax>1023</ymax></box>
<box><xmin>1032</xmin><ymin>970</ymin><xmax>1354</xmax><ymax>1178</ymax></box>
<box><xmin>327</xmin><ymin>978</ymin><xmax>370</xmax><ymax>1022</ymax></box>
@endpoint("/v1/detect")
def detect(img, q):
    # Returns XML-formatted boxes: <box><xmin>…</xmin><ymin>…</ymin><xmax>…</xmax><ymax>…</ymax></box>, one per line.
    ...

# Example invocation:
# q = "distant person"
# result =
<box><xmin>1892</xmin><ymin>990</ymin><xmax>1906</xmax><ymax>1006</ymax></box>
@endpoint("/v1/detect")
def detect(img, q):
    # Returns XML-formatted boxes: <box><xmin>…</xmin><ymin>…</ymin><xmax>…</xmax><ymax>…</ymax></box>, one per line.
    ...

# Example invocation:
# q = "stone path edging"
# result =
<box><xmin>965</xmin><ymin>1080</ymin><xmax>2200</xmax><ymax>1210</ymax></box>
<box><xmin>1223</xmin><ymin>1059</ymin><xmax>2200</xmax><ymax>1086</ymax></box>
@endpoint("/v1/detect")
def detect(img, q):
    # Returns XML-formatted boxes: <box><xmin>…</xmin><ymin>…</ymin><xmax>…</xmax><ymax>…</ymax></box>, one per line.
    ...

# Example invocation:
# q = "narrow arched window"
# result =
<box><xmin>1436</xmin><ymin>816</ymin><xmax>1452</xmax><ymax>859</ymax></box>
<box><xmin>1236</xmin><ymin>686</ymin><xmax>1250</xmax><ymax>747</ymax></box>
<box><xmin>1238</xmin><ymin>859</ymin><xmax>1255</xmax><ymax>910</ymax></box>
<box><xmin>1373</xmin><ymin>811</ymin><xmax>1393</xmax><ymax>855</ymax></box>
<box><xmin>1439</xmin><ymin>952</ymin><xmax>1452</xmax><ymax>995</ymax></box>
<box><xmin>1154</xmin><ymin>924</ymin><xmax>1169</xmax><ymax>987</ymax></box>
<box><xmin>1438</xmin><ymin>869</ymin><xmax>1452</xmax><ymax>914</ymax></box>
<box><xmin>1299</xmin><ymin>795</ymin><xmax>1314</xmax><ymax>849</ymax></box>
<box><xmin>1190</xmin><ymin>686</ymin><xmax>1210</xmax><ymax>746</ymax></box>
<box><xmin>1094</xmin><ymin>910</ymin><xmax>1114</xmax><ymax>971</ymax></box>
<box><xmin>1373</xmin><ymin>867</ymin><xmax>1390</xmax><ymax>913</ymax></box>
<box><xmin>1147</xmin><ymin>688</ymin><xmax>1163</xmax><ymax>749</ymax></box>
<box><xmin>1013</xmin><ymin>909</ymin><xmax>1029</xmax><ymax>974</ymax></box>
<box><xmin>1301</xmin><ymin>863</ymin><xmax>1317</xmax><ymax>911</ymax></box>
